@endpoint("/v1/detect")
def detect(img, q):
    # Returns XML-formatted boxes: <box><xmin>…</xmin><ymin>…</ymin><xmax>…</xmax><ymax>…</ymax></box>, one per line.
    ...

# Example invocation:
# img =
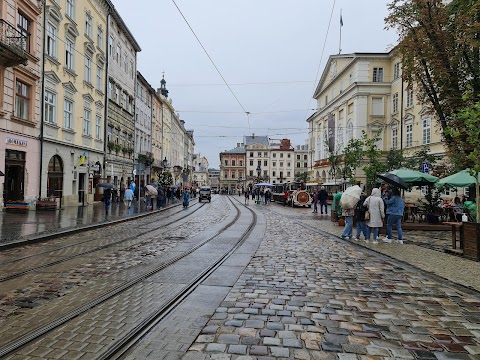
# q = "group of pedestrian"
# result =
<box><xmin>243</xmin><ymin>187</ymin><xmax>271</xmax><ymax>205</ymax></box>
<box><xmin>341</xmin><ymin>183</ymin><xmax>405</xmax><ymax>244</ymax></box>
<box><xmin>312</xmin><ymin>186</ymin><xmax>329</xmax><ymax>214</ymax></box>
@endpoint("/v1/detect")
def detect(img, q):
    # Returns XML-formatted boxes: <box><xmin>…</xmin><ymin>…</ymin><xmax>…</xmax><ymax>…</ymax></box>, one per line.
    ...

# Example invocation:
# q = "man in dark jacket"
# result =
<box><xmin>318</xmin><ymin>186</ymin><xmax>329</xmax><ymax>215</ymax></box>
<box><xmin>103</xmin><ymin>187</ymin><xmax>112</xmax><ymax>215</ymax></box>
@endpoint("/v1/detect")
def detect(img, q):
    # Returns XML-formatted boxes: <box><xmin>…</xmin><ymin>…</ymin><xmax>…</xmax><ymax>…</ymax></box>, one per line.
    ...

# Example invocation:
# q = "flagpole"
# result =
<box><xmin>339</xmin><ymin>9</ymin><xmax>342</xmax><ymax>54</ymax></box>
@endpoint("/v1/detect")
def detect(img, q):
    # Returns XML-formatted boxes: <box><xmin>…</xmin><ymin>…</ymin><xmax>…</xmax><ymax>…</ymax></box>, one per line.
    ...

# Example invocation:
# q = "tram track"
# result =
<box><xmin>0</xmin><ymin>202</ymin><xmax>207</xmax><ymax>283</ymax></box>
<box><xmin>0</xmin><ymin>195</ymin><xmax>258</xmax><ymax>359</ymax></box>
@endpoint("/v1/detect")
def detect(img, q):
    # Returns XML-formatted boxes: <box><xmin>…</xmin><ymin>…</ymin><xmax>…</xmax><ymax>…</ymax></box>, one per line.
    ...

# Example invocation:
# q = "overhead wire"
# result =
<box><xmin>303</xmin><ymin>0</ymin><xmax>337</xmax><ymax>122</ymax></box>
<box><xmin>171</xmin><ymin>0</ymin><xmax>251</xmax><ymax>132</ymax></box>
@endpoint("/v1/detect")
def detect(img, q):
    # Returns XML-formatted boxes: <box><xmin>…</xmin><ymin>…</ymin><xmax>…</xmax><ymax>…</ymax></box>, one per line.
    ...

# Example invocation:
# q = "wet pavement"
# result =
<box><xmin>0</xmin><ymin>198</ymin><xmax>184</xmax><ymax>245</ymax></box>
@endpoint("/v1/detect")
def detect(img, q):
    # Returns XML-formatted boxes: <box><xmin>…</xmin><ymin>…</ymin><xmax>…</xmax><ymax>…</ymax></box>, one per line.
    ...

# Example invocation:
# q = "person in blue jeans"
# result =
<box><xmin>341</xmin><ymin>207</ymin><xmax>355</xmax><ymax>240</ymax></box>
<box><xmin>384</xmin><ymin>188</ymin><xmax>405</xmax><ymax>244</ymax></box>
<box><xmin>354</xmin><ymin>193</ymin><xmax>368</xmax><ymax>241</ymax></box>
<box><xmin>318</xmin><ymin>186</ymin><xmax>329</xmax><ymax>215</ymax></box>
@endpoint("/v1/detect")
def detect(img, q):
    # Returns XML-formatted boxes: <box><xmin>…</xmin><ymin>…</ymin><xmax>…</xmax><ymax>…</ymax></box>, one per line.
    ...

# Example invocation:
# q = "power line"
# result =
<box><xmin>303</xmin><ymin>0</ymin><xmax>336</xmax><ymax>122</ymax></box>
<box><xmin>171</xmin><ymin>0</ymin><xmax>251</xmax><ymax>132</ymax></box>
<box><xmin>177</xmin><ymin>109</ymin><xmax>317</xmax><ymax>114</ymax></box>
<box><xmin>167</xmin><ymin>80</ymin><xmax>315</xmax><ymax>87</ymax></box>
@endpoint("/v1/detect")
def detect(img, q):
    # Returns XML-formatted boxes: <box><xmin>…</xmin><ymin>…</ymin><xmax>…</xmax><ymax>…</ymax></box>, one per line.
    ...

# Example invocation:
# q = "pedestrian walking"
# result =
<box><xmin>145</xmin><ymin>188</ymin><xmax>152</xmax><ymax>210</ymax></box>
<box><xmin>380</xmin><ymin>182</ymin><xmax>391</xmax><ymax>235</ymax></box>
<box><xmin>363</xmin><ymin>188</ymin><xmax>385</xmax><ymax>244</ymax></box>
<box><xmin>244</xmin><ymin>189</ymin><xmax>249</xmax><ymax>205</ymax></box>
<box><xmin>312</xmin><ymin>188</ymin><xmax>319</xmax><ymax>213</ymax></box>
<box><xmin>183</xmin><ymin>188</ymin><xmax>190</xmax><ymax>208</ymax></box>
<box><xmin>156</xmin><ymin>186</ymin><xmax>164</xmax><ymax>209</ymax></box>
<box><xmin>130</xmin><ymin>180</ymin><xmax>136</xmax><ymax>201</ymax></box>
<box><xmin>318</xmin><ymin>186</ymin><xmax>329</xmax><ymax>215</ymax></box>
<box><xmin>354</xmin><ymin>193</ymin><xmax>368</xmax><ymax>241</ymax></box>
<box><xmin>103</xmin><ymin>187</ymin><xmax>112</xmax><ymax>215</ymax></box>
<box><xmin>283</xmin><ymin>190</ymin><xmax>289</xmax><ymax>206</ymax></box>
<box><xmin>264</xmin><ymin>189</ymin><xmax>271</xmax><ymax>205</ymax></box>
<box><xmin>124</xmin><ymin>187</ymin><xmax>133</xmax><ymax>208</ymax></box>
<box><xmin>384</xmin><ymin>188</ymin><xmax>405</xmax><ymax>244</ymax></box>
<box><xmin>340</xmin><ymin>206</ymin><xmax>355</xmax><ymax>240</ymax></box>
<box><xmin>166</xmin><ymin>187</ymin><xmax>172</xmax><ymax>204</ymax></box>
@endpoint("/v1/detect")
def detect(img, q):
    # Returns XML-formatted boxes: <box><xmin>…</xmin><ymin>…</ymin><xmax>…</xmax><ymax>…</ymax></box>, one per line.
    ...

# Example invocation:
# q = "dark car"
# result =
<box><xmin>199</xmin><ymin>186</ymin><xmax>211</xmax><ymax>202</ymax></box>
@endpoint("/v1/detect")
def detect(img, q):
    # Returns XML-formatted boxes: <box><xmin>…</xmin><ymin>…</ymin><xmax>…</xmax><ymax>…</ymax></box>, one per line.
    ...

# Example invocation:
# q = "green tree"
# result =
<box><xmin>295</xmin><ymin>171</ymin><xmax>309</xmax><ymax>183</ymax></box>
<box><xmin>446</xmin><ymin>90</ymin><xmax>480</xmax><ymax>222</ymax></box>
<box><xmin>385</xmin><ymin>148</ymin><xmax>405</xmax><ymax>171</ymax></box>
<box><xmin>403</xmin><ymin>147</ymin><xmax>438</xmax><ymax>172</ymax></box>
<box><xmin>385</xmin><ymin>0</ymin><xmax>480</xmax><ymax>157</ymax></box>
<box><xmin>157</xmin><ymin>171</ymin><xmax>173</xmax><ymax>187</ymax></box>
<box><xmin>361</xmin><ymin>131</ymin><xmax>386</xmax><ymax>191</ymax></box>
<box><xmin>343</xmin><ymin>138</ymin><xmax>365</xmax><ymax>184</ymax></box>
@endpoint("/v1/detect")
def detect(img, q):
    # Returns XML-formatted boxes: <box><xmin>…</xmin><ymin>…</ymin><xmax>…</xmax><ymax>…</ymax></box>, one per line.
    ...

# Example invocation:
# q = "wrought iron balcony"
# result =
<box><xmin>0</xmin><ymin>19</ymin><xmax>28</xmax><ymax>67</ymax></box>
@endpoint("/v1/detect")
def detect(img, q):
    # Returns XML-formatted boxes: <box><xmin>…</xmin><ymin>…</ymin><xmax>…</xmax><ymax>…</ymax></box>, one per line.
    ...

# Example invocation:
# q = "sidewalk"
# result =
<box><xmin>0</xmin><ymin>199</ymin><xmax>177</xmax><ymax>246</ymax></box>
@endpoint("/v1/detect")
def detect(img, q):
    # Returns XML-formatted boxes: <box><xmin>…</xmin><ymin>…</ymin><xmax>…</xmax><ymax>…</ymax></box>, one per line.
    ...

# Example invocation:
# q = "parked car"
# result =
<box><xmin>199</xmin><ymin>186</ymin><xmax>212</xmax><ymax>202</ymax></box>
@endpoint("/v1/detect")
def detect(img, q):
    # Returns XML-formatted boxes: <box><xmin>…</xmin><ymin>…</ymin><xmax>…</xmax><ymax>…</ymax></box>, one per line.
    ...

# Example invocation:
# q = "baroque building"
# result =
<box><xmin>307</xmin><ymin>51</ymin><xmax>444</xmax><ymax>186</ymax></box>
<box><xmin>219</xmin><ymin>144</ymin><xmax>245</xmax><ymax>193</ymax></box>
<box><xmin>41</xmin><ymin>0</ymin><xmax>109</xmax><ymax>205</ymax></box>
<box><xmin>105</xmin><ymin>7</ymin><xmax>140</xmax><ymax>191</ymax></box>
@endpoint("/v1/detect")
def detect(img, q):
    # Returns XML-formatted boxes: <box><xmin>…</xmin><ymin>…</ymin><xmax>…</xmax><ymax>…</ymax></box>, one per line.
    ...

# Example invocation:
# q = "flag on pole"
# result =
<box><xmin>340</xmin><ymin>13</ymin><xmax>343</xmax><ymax>27</ymax></box>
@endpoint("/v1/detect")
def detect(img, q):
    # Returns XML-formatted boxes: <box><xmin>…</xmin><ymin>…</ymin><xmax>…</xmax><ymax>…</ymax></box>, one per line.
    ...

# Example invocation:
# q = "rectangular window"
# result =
<box><xmin>239</xmin><ymin>160</ymin><xmax>243</xmax><ymax>166</ymax></box>
<box><xmin>273</xmin><ymin>153</ymin><xmax>276</xmax><ymax>158</ymax></box>
<box><xmin>116</xmin><ymin>45</ymin><xmax>120</xmax><ymax>63</ymax></box>
<box><xmin>392</xmin><ymin>93</ymin><xmax>398</xmax><ymax>114</ymax></box>
<box><xmin>130</xmin><ymin>61</ymin><xmax>134</xmax><ymax>79</ymax></box>
<box><xmin>372</xmin><ymin>97</ymin><xmax>384</xmax><ymax>116</ymax></box>
<box><xmin>393</xmin><ymin>63</ymin><xmax>400</xmax><ymax>80</ymax></box>
<box><xmin>64</xmin><ymin>99</ymin><xmax>73</xmax><ymax>129</ymax></box>
<box><xmin>44</xmin><ymin>90</ymin><xmax>56</xmax><ymax>124</ymax></box>
<box><xmin>232</xmin><ymin>160</ymin><xmax>236</xmax><ymax>166</ymax></box>
<box><xmin>66</xmin><ymin>0</ymin><xmax>75</xmax><ymax>18</ymax></box>
<box><xmin>17</xmin><ymin>11</ymin><xmax>30</xmax><ymax>52</ymax></box>
<box><xmin>122</xmin><ymin>92</ymin><xmax>127</xmax><ymax>110</ymax></box>
<box><xmin>97</xmin><ymin>28</ymin><xmax>103</xmax><ymax>49</ymax></box>
<box><xmin>373</xmin><ymin>67</ymin><xmax>383</xmax><ymax>82</ymax></box>
<box><xmin>405</xmin><ymin>123</ymin><xmax>413</xmax><ymax>148</ymax></box>
<box><xmin>83</xmin><ymin>109</ymin><xmax>91</xmax><ymax>136</ymax></box>
<box><xmin>115</xmin><ymin>87</ymin><xmax>120</xmax><ymax>103</ymax></box>
<box><xmin>65</xmin><ymin>38</ymin><xmax>74</xmax><ymax>70</ymax></box>
<box><xmin>249</xmin><ymin>160</ymin><xmax>253</xmax><ymax>166</ymax></box>
<box><xmin>108</xmin><ymin>36</ymin><xmax>113</xmax><ymax>57</ymax></box>
<box><xmin>224</xmin><ymin>159</ymin><xmax>228</xmax><ymax>166</ymax></box>
<box><xmin>84</xmin><ymin>56</ymin><xmax>92</xmax><ymax>83</ymax></box>
<box><xmin>264</xmin><ymin>160</ymin><xmax>267</xmax><ymax>166</ymax></box>
<box><xmin>422</xmin><ymin>118</ymin><xmax>431</xmax><ymax>145</ymax></box>
<box><xmin>296</xmin><ymin>162</ymin><xmax>300</xmax><ymax>168</ymax></box>
<box><xmin>85</xmin><ymin>13</ymin><xmax>93</xmax><ymax>38</ymax></box>
<box><xmin>406</xmin><ymin>88</ymin><xmax>414</xmax><ymax>108</ymax></box>
<box><xmin>46</xmin><ymin>23</ymin><xmax>57</xmax><ymax>58</ymax></box>
<box><xmin>15</xmin><ymin>80</ymin><xmax>30</xmax><ymax>120</ymax></box>
<box><xmin>124</xmin><ymin>52</ymin><xmax>128</xmax><ymax>72</ymax></box>
<box><xmin>392</xmin><ymin>127</ymin><xmax>398</xmax><ymax>150</ymax></box>
<box><xmin>249</xmin><ymin>152</ymin><xmax>253</xmax><ymax>157</ymax></box>
<box><xmin>96</xmin><ymin>65</ymin><xmax>102</xmax><ymax>90</ymax></box>
<box><xmin>273</xmin><ymin>162</ymin><xmax>276</xmax><ymax>167</ymax></box>
<box><xmin>96</xmin><ymin>114</ymin><xmax>102</xmax><ymax>140</ymax></box>
<box><xmin>280</xmin><ymin>153</ymin><xmax>284</xmax><ymax>158</ymax></box>
<box><xmin>108</xmin><ymin>82</ymin><xmax>113</xmax><ymax>99</ymax></box>
<box><xmin>249</xmin><ymin>170</ymin><xmax>253</xmax><ymax>177</ymax></box>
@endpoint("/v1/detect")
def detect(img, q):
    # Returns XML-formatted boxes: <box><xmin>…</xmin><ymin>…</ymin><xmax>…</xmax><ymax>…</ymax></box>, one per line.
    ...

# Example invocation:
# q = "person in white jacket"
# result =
<box><xmin>363</xmin><ymin>188</ymin><xmax>385</xmax><ymax>244</ymax></box>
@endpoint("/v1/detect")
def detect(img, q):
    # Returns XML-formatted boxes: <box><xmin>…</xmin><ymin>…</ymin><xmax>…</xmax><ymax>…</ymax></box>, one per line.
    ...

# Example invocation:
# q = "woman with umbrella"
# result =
<box><xmin>340</xmin><ymin>185</ymin><xmax>362</xmax><ymax>240</ymax></box>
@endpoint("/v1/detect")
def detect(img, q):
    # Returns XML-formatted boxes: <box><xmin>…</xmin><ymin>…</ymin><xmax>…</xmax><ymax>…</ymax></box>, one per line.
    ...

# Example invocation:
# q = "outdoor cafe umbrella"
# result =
<box><xmin>377</xmin><ymin>173</ymin><xmax>408</xmax><ymax>190</ymax></box>
<box><xmin>340</xmin><ymin>185</ymin><xmax>362</xmax><ymax>209</ymax></box>
<box><xmin>436</xmin><ymin>169</ymin><xmax>479</xmax><ymax>188</ymax></box>
<box><xmin>96</xmin><ymin>182</ymin><xmax>114</xmax><ymax>189</ymax></box>
<box><xmin>388</xmin><ymin>168</ymin><xmax>438</xmax><ymax>186</ymax></box>
<box><xmin>145</xmin><ymin>184</ymin><xmax>158</xmax><ymax>196</ymax></box>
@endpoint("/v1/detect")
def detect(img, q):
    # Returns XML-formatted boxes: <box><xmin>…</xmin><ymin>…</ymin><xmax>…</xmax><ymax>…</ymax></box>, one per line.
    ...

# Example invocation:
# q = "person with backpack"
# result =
<box><xmin>354</xmin><ymin>193</ymin><xmax>369</xmax><ymax>241</ymax></box>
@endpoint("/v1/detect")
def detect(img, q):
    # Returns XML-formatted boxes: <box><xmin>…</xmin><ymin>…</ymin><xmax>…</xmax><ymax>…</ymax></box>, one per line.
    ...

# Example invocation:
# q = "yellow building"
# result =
<box><xmin>307</xmin><ymin>51</ymin><xmax>444</xmax><ymax>188</ymax></box>
<box><xmin>41</xmin><ymin>0</ymin><xmax>109</xmax><ymax>205</ymax></box>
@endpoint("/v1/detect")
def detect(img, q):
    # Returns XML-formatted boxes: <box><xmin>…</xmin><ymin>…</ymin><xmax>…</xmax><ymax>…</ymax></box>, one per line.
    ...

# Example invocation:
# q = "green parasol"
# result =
<box><xmin>436</xmin><ymin>169</ymin><xmax>479</xmax><ymax>188</ymax></box>
<box><xmin>388</xmin><ymin>168</ymin><xmax>438</xmax><ymax>186</ymax></box>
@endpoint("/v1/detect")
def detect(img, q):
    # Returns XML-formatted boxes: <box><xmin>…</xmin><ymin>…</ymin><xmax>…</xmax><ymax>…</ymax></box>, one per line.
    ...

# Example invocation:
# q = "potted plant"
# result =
<box><xmin>107</xmin><ymin>141</ymin><xmax>115</xmax><ymax>153</ymax></box>
<box><xmin>114</xmin><ymin>143</ymin><xmax>121</xmax><ymax>155</ymax></box>
<box><xmin>417</xmin><ymin>185</ymin><xmax>444</xmax><ymax>224</ymax></box>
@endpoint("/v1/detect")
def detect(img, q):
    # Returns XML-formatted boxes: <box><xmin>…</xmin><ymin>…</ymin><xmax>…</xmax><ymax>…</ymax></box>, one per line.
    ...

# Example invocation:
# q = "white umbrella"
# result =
<box><xmin>340</xmin><ymin>185</ymin><xmax>362</xmax><ymax>209</ymax></box>
<box><xmin>146</xmin><ymin>184</ymin><xmax>158</xmax><ymax>196</ymax></box>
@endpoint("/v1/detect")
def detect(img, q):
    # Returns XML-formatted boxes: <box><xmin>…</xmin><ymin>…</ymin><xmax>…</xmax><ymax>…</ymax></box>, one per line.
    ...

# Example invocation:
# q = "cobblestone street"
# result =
<box><xmin>183</xmin><ymin>200</ymin><xmax>480</xmax><ymax>359</ymax></box>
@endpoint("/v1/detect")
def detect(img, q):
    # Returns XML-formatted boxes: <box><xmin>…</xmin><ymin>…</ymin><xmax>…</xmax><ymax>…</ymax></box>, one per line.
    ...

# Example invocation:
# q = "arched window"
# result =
<box><xmin>47</xmin><ymin>155</ymin><xmax>63</xmax><ymax>197</ymax></box>
<box><xmin>347</xmin><ymin>121</ymin><xmax>353</xmax><ymax>142</ymax></box>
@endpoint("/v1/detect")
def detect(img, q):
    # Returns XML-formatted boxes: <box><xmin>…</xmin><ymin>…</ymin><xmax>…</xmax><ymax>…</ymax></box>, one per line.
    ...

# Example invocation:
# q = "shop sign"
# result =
<box><xmin>6</xmin><ymin>138</ymin><xmax>27</xmax><ymax>147</ymax></box>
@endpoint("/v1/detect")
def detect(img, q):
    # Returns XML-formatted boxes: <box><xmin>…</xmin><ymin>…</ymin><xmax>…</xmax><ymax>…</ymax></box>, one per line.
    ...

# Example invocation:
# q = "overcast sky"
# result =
<box><xmin>112</xmin><ymin>0</ymin><xmax>398</xmax><ymax>169</ymax></box>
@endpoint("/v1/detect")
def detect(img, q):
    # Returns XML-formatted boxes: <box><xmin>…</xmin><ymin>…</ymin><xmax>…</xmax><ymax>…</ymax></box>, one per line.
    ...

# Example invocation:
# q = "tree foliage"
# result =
<box><xmin>361</xmin><ymin>131</ymin><xmax>387</xmax><ymax>190</ymax></box>
<box><xmin>343</xmin><ymin>138</ymin><xmax>365</xmax><ymax>184</ymax></box>
<box><xmin>157</xmin><ymin>171</ymin><xmax>173</xmax><ymax>187</ymax></box>
<box><xmin>385</xmin><ymin>0</ymin><xmax>480</xmax><ymax>156</ymax></box>
<box><xmin>446</xmin><ymin>90</ymin><xmax>480</xmax><ymax>222</ymax></box>
<box><xmin>386</xmin><ymin>149</ymin><xmax>405</xmax><ymax>171</ymax></box>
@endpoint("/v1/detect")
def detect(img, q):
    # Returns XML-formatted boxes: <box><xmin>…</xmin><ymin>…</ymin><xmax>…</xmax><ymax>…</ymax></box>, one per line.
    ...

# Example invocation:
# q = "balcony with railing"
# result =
<box><xmin>0</xmin><ymin>20</ymin><xmax>28</xmax><ymax>67</ymax></box>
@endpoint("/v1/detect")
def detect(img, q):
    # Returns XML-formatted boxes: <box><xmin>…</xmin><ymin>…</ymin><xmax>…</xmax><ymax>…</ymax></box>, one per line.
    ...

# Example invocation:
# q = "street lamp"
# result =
<box><xmin>256</xmin><ymin>165</ymin><xmax>261</xmax><ymax>181</ymax></box>
<box><xmin>162</xmin><ymin>157</ymin><xmax>168</xmax><ymax>169</ymax></box>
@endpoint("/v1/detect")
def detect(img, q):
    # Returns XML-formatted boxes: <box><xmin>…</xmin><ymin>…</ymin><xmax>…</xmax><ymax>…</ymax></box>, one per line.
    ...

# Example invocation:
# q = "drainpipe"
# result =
<box><xmin>103</xmin><ymin>9</ymin><xmax>111</xmax><ymax>182</ymax></box>
<box><xmin>39</xmin><ymin>1</ymin><xmax>47</xmax><ymax>198</ymax></box>
<box><xmin>400</xmin><ymin>71</ymin><xmax>404</xmax><ymax>152</ymax></box>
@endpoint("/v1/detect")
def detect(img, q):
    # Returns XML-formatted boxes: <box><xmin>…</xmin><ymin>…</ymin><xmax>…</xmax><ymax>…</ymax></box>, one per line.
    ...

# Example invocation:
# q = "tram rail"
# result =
<box><xmin>0</xmin><ymin>195</ymin><xmax>258</xmax><ymax>359</ymax></box>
